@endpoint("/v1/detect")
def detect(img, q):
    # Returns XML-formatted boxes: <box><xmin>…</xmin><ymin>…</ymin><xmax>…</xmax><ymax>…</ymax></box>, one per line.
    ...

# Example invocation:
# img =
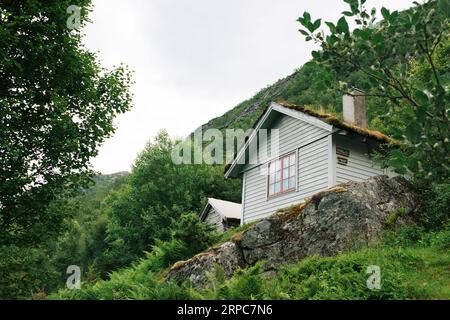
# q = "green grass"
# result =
<box><xmin>191</xmin><ymin>225</ymin><xmax>450</xmax><ymax>300</ymax></box>
<box><xmin>265</xmin><ymin>244</ymin><xmax>449</xmax><ymax>300</ymax></box>
<box><xmin>49</xmin><ymin>225</ymin><xmax>450</xmax><ymax>300</ymax></box>
<box><xmin>215</xmin><ymin>222</ymin><xmax>258</xmax><ymax>246</ymax></box>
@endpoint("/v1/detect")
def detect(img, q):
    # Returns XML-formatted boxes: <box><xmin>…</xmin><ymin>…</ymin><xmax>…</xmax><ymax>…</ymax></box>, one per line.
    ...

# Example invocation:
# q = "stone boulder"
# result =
<box><xmin>166</xmin><ymin>176</ymin><xmax>421</xmax><ymax>286</ymax></box>
<box><xmin>166</xmin><ymin>242</ymin><xmax>246</xmax><ymax>286</ymax></box>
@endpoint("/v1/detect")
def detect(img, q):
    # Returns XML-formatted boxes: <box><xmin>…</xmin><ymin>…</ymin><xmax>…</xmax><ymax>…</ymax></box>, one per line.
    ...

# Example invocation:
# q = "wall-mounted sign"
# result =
<box><xmin>337</xmin><ymin>156</ymin><xmax>348</xmax><ymax>166</ymax></box>
<box><xmin>336</xmin><ymin>147</ymin><xmax>350</xmax><ymax>157</ymax></box>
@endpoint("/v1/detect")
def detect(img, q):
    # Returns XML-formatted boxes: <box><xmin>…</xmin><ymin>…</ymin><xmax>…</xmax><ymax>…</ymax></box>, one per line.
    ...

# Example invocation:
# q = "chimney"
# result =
<box><xmin>343</xmin><ymin>89</ymin><xmax>366</xmax><ymax>128</ymax></box>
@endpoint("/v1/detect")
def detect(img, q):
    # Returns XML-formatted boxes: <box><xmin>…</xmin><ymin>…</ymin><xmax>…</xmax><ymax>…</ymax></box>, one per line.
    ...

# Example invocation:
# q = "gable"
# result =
<box><xmin>225</xmin><ymin>102</ymin><xmax>332</xmax><ymax>178</ymax></box>
<box><xmin>200</xmin><ymin>198</ymin><xmax>241</xmax><ymax>221</ymax></box>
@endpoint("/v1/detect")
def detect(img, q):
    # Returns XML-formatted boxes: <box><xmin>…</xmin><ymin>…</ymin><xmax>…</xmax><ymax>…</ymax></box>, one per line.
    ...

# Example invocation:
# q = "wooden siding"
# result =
<box><xmin>205</xmin><ymin>207</ymin><xmax>224</xmax><ymax>231</ymax></box>
<box><xmin>333</xmin><ymin>135</ymin><xmax>384</xmax><ymax>184</ymax></box>
<box><xmin>241</xmin><ymin>113</ymin><xmax>330</xmax><ymax>224</ymax></box>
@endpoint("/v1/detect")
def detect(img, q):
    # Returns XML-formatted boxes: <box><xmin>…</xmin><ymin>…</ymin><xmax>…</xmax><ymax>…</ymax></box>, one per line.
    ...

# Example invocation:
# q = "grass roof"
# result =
<box><xmin>277</xmin><ymin>101</ymin><xmax>393</xmax><ymax>144</ymax></box>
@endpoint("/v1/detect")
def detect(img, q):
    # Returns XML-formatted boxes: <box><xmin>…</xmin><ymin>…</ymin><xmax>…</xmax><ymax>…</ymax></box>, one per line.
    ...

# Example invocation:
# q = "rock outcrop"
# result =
<box><xmin>166</xmin><ymin>176</ymin><xmax>421</xmax><ymax>286</ymax></box>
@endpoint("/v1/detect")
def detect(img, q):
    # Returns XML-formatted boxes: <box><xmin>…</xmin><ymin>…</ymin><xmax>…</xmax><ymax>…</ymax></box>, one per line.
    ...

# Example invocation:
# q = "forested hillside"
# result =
<box><xmin>0</xmin><ymin>171</ymin><xmax>129</xmax><ymax>299</ymax></box>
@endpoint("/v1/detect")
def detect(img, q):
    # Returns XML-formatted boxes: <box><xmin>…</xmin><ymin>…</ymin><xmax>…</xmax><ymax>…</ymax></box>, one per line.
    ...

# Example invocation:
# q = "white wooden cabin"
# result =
<box><xmin>200</xmin><ymin>198</ymin><xmax>241</xmax><ymax>231</ymax></box>
<box><xmin>225</xmin><ymin>93</ymin><xmax>396</xmax><ymax>225</ymax></box>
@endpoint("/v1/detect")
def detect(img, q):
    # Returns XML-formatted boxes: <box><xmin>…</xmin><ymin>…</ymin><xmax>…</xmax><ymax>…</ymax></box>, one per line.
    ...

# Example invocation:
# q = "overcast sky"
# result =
<box><xmin>84</xmin><ymin>0</ymin><xmax>416</xmax><ymax>174</ymax></box>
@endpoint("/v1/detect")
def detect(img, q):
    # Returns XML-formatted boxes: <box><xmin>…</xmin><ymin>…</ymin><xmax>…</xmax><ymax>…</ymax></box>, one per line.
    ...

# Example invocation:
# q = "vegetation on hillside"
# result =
<box><xmin>0</xmin><ymin>0</ymin><xmax>133</xmax><ymax>299</ymax></box>
<box><xmin>0</xmin><ymin>171</ymin><xmax>129</xmax><ymax>299</ymax></box>
<box><xmin>99</xmin><ymin>131</ymin><xmax>241</xmax><ymax>273</ymax></box>
<box><xmin>0</xmin><ymin>0</ymin><xmax>133</xmax><ymax>247</ymax></box>
<box><xmin>50</xmin><ymin>202</ymin><xmax>450</xmax><ymax>300</ymax></box>
<box><xmin>1</xmin><ymin>130</ymin><xmax>241</xmax><ymax>299</ymax></box>
<box><xmin>0</xmin><ymin>0</ymin><xmax>448</xmax><ymax>300</ymax></box>
<box><xmin>298</xmin><ymin>0</ymin><xmax>449</xmax><ymax>184</ymax></box>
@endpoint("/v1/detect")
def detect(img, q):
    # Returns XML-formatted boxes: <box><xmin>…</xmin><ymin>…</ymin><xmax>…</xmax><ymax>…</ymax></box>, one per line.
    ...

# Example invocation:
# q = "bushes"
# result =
<box><xmin>142</xmin><ymin>212</ymin><xmax>219</xmax><ymax>272</ymax></box>
<box><xmin>50</xmin><ymin>253</ymin><xmax>196</xmax><ymax>300</ymax></box>
<box><xmin>51</xmin><ymin>227</ymin><xmax>450</xmax><ymax>300</ymax></box>
<box><xmin>430</xmin><ymin>223</ymin><xmax>450</xmax><ymax>250</ymax></box>
<box><xmin>204</xmin><ymin>227</ymin><xmax>448</xmax><ymax>300</ymax></box>
<box><xmin>0</xmin><ymin>245</ymin><xmax>59</xmax><ymax>299</ymax></box>
<box><xmin>101</xmin><ymin>131</ymin><xmax>241</xmax><ymax>271</ymax></box>
<box><xmin>170</xmin><ymin>212</ymin><xmax>219</xmax><ymax>255</ymax></box>
<box><xmin>266</xmin><ymin>250</ymin><xmax>414</xmax><ymax>300</ymax></box>
<box><xmin>382</xmin><ymin>225</ymin><xmax>430</xmax><ymax>247</ymax></box>
<box><xmin>420</xmin><ymin>183</ymin><xmax>450</xmax><ymax>231</ymax></box>
<box><xmin>381</xmin><ymin>182</ymin><xmax>450</xmax><ymax>250</ymax></box>
<box><xmin>50</xmin><ymin>212</ymin><xmax>218</xmax><ymax>300</ymax></box>
<box><xmin>197</xmin><ymin>228</ymin><xmax>450</xmax><ymax>300</ymax></box>
<box><xmin>202</xmin><ymin>264</ymin><xmax>266</xmax><ymax>300</ymax></box>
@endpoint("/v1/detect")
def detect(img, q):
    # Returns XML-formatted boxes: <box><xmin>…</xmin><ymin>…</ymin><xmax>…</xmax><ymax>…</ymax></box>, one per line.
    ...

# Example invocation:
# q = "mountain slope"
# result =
<box><xmin>199</xmin><ymin>5</ymin><xmax>427</xmax><ymax>136</ymax></box>
<box><xmin>201</xmin><ymin>62</ymin><xmax>342</xmax><ymax>133</ymax></box>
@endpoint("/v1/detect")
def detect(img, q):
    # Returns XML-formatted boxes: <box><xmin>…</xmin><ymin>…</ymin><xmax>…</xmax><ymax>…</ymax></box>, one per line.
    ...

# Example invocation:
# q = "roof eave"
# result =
<box><xmin>199</xmin><ymin>202</ymin><xmax>211</xmax><ymax>221</ymax></box>
<box><xmin>224</xmin><ymin>102</ymin><xmax>278</xmax><ymax>178</ymax></box>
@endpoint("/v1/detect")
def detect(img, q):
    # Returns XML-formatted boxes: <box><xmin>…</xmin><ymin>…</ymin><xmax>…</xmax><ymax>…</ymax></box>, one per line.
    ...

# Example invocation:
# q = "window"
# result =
<box><xmin>268</xmin><ymin>152</ymin><xmax>296</xmax><ymax>197</ymax></box>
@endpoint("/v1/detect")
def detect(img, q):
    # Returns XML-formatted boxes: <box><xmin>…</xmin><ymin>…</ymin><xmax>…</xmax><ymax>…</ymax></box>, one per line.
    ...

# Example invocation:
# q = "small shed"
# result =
<box><xmin>200</xmin><ymin>198</ymin><xmax>241</xmax><ymax>231</ymax></box>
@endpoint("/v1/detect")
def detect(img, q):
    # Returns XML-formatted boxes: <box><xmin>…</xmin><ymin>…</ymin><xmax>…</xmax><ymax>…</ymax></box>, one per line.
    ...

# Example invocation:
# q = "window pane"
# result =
<box><xmin>275</xmin><ymin>171</ymin><xmax>281</xmax><ymax>182</ymax></box>
<box><xmin>269</xmin><ymin>184</ymin><xmax>274</xmax><ymax>195</ymax></box>
<box><xmin>275</xmin><ymin>181</ymin><xmax>281</xmax><ymax>193</ymax></box>
<box><xmin>269</xmin><ymin>163</ymin><xmax>275</xmax><ymax>173</ymax></box>
<box><xmin>268</xmin><ymin>154</ymin><xmax>296</xmax><ymax>196</ymax></box>
<box><xmin>276</xmin><ymin>160</ymin><xmax>282</xmax><ymax>171</ymax></box>
<box><xmin>289</xmin><ymin>166</ymin><xmax>296</xmax><ymax>177</ymax></box>
<box><xmin>289</xmin><ymin>176</ymin><xmax>296</xmax><ymax>189</ymax></box>
<box><xmin>269</xmin><ymin>174</ymin><xmax>274</xmax><ymax>184</ymax></box>
<box><xmin>283</xmin><ymin>168</ymin><xmax>289</xmax><ymax>179</ymax></box>
<box><xmin>283</xmin><ymin>179</ymin><xmax>289</xmax><ymax>190</ymax></box>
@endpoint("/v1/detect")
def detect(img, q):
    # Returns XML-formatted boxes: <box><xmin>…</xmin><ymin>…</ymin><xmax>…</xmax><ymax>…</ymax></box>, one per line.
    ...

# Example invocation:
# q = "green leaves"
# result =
<box><xmin>336</xmin><ymin>16</ymin><xmax>349</xmax><ymax>34</ymax></box>
<box><xmin>297</xmin><ymin>11</ymin><xmax>311</xmax><ymax>26</ymax></box>
<box><xmin>326</xmin><ymin>34</ymin><xmax>339</xmax><ymax>46</ymax></box>
<box><xmin>325</xmin><ymin>21</ymin><xmax>337</xmax><ymax>33</ymax></box>
<box><xmin>312</xmin><ymin>19</ymin><xmax>322</xmax><ymax>32</ymax></box>
<box><xmin>381</xmin><ymin>7</ymin><xmax>390</xmax><ymax>20</ymax></box>
<box><xmin>0</xmin><ymin>245</ymin><xmax>60</xmax><ymax>299</ymax></box>
<box><xmin>303</xmin><ymin>11</ymin><xmax>311</xmax><ymax>23</ymax></box>
<box><xmin>413</xmin><ymin>88</ymin><xmax>431</xmax><ymax>105</ymax></box>
<box><xmin>0</xmin><ymin>0</ymin><xmax>134</xmax><ymax>246</ymax></box>
<box><xmin>297</xmin><ymin>12</ymin><xmax>321</xmax><ymax>35</ymax></box>
<box><xmin>438</xmin><ymin>0</ymin><xmax>450</xmax><ymax>18</ymax></box>
<box><xmin>372</xmin><ymin>31</ymin><xmax>383</xmax><ymax>46</ymax></box>
<box><xmin>388</xmin><ymin>149</ymin><xmax>407</xmax><ymax>174</ymax></box>
<box><xmin>311</xmin><ymin>50</ymin><xmax>322</xmax><ymax>60</ymax></box>
<box><xmin>353</xmin><ymin>28</ymin><xmax>370</xmax><ymax>40</ymax></box>
<box><xmin>344</xmin><ymin>0</ymin><xmax>359</xmax><ymax>13</ymax></box>
<box><xmin>404</xmin><ymin>121</ymin><xmax>421</xmax><ymax>143</ymax></box>
<box><xmin>298</xmin><ymin>29</ymin><xmax>309</xmax><ymax>38</ymax></box>
<box><xmin>296</xmin><ymin>0</ymin><xmax>449</xmax><ymax>185</ymax></box>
